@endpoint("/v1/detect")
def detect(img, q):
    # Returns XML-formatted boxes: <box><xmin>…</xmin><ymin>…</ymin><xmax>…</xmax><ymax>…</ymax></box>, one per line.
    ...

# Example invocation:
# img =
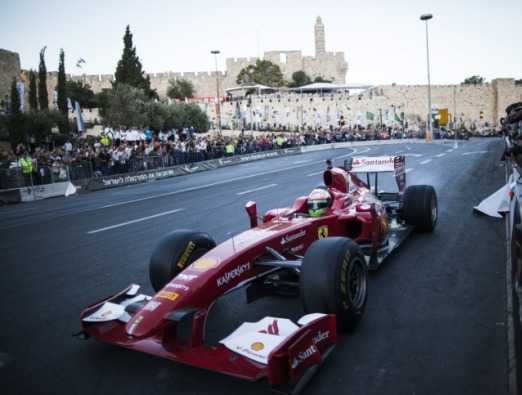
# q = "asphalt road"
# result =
<box><xmin>0</xmin><ymin>138</ymin><xmax>507</xmax><ymax>395</ymax></box>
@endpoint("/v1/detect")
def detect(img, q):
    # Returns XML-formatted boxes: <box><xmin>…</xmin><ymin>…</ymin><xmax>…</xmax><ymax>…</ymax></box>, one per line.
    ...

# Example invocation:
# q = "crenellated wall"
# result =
<box><xmin>205</xmin><ymin>79</ymin><xmax>522</xmax><ymax>130</ymax></box>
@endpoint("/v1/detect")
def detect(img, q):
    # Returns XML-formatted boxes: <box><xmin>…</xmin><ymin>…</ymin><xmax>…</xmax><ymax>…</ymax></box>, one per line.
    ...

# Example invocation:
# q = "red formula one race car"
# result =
<box><xmin>79</xmin><ymin>155</ymin><xmax>437</xmax><ymax>393</ymax></box>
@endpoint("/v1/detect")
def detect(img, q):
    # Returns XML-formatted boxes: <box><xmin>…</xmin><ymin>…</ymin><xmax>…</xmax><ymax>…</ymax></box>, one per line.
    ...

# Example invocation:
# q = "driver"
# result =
<box><xmin>307</xmin><ymin>188</ymin><xmax>332</xmax><ymax>217</ymax></box>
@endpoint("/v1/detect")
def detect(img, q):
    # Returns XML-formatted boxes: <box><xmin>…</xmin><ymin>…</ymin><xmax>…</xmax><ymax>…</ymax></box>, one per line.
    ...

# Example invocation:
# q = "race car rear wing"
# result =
<box><xmin>345</xmin><ymin>155</ymin><xmax>406</xmax><ymax>193</ymax></box>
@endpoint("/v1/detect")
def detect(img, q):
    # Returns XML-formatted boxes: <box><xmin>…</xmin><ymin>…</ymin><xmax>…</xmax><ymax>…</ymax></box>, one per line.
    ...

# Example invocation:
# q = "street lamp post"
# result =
<box><xmin>420</xmin><ymin>13</ymin><xmax>433</xmax><ymax>142</ymax></box>
<box><xmin>210</xmin><ymin>50</ymin><xmax>221</xmax><ymax>133</ymax></box>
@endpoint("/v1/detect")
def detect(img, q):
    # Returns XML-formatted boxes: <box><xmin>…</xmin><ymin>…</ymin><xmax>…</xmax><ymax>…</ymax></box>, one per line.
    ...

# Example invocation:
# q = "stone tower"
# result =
<box><xmin>314</xmin><ymin>16</ymin><xmax>326</xmax><ymax>57</ymax></box>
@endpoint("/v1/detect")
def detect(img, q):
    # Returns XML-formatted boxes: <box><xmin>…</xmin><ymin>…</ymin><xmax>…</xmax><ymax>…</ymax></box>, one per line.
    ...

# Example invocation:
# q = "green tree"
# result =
<box><xmin>289</xmin><ymin>70</ymin><xmax>311</xmax><ymax>87</ymax></box>
<box><xmin>313</xmin><ymin>76</ymin><xmax>332</xmax><ymax>83</ymax></box>
<box><xmin>57</xmin><ymin>49</ymin><xmax>67</xmax><ymax>114</ymax></box>
<box><xmin>462</xmin><ymin>75</ymin><xmax>485</xmax><ymax>85</ymax></box>
<box><xmin>236</xmin><ymin>59</ymin><xmax>285</xmax><ymax>87</ymax></box>
<box><xmin>102</xmin><ymin>83</ymin><xmax>148</xmax><ymax>128</ymax></box>
<box><xmin>66</xmin><ymin>80</ymin><xmax>96</xmax><ymax>108</ymax></box>
<box><xmin>114</xmin><ymin>25</ymin><xmax>157</xmax><ymax>99</ymax></box>
<box><xmin>145</xmin><ymin>101</ymin><xmax>169</xmax><ymax>131</ymax></box>
<box><xmin>28</xmin><ymin>70</ymin><xmax>38</xmax><ymax>110</ymax></box>
<box><xmin>95</xmin><ymin>88</ymin><xmax>111</xmax><ymax>118</ymax></box>
<box><xmin>182</xmin><ymin>103</ymin><xmax>209</xmax><ymax>133</ymax></box>
<box><xmin>56</xmin><ymin>49</ymin><xmax>70</xmax><ymax>134</ymax></box>
<box><xmin>38</xmin><ymin>46</ymin><xmax>49</xmax><ymax>110</ymax></box>
<box><xmin>167</xmin><ymin>79</ymin><xmax>195</xmax><ymax>100</ymax></box>
<box><xmin>10</xmin><ymin>78</ymin><xmax>21</xmax><ymax>116</ymax></box>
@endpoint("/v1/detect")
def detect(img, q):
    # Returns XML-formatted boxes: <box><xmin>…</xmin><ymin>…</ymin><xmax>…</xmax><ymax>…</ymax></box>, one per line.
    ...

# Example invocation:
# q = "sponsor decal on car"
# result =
<box><xmin>167</xmin><ymin>283</ymin><xmax>190</xmax><ymax>292</ymax></box>
<box><xmin>156</xmin><ymin>290</ymin><xmax>179</xmax><ymax>302</ymax></box>
<box><xmin>176</xmin><ymin>241</ymin><xmax>196</xmax><ymax>269</ymax></box>
<box><xmin>127</xmin><ymin>314</ymin><xmax>144</xmax><ymax>335</ymax></box>
<box><xmin>216</xmin><ymin>262</ymin><xmax>251</xmax><ymax>287</ymax></box>
<box><xmin>177</xmin><ymin>273</ymin><xmax>198</xmax><ymax>282</ymax></box>
<box><xmin>313</xmin><ymin>330</ymin><xmax>329</xmax><ymax>345</ymax></box>
<box><xmin>250</xmin><ymin>342</ymin><xmax>264</xmax><ymax>351</ymax></box>
<box><xmin>318</xmin><ymin>225</ymin><xmax>329</xmax><ymax>239</ymax></box>
<box><xmin>280</xmin><ymin>230</ymin><xmax>306</xmax><ymax>245</ymax></box>
<box><xmin>143</xmin><ymin>300</ymin><xmax>161</xmax><ymax>312</ymax></box>
<box><xmin>191</xmin><ymin>257</ymin><xmax>219</xmax><ymax>271</ymax></box>
<box><xmin>258</xmin><ymin>319</ymin><xmax>279</xmax><ymax>335</ymax></box>
<box><xmin>290</xmin><ymin>344</ymin><xmax>318</xmax><ymax>369</ymax></box>
<box><xmin>290</xmin><ymin>244</ymin><xmax>304</xmax><ymax>253</ymax></box>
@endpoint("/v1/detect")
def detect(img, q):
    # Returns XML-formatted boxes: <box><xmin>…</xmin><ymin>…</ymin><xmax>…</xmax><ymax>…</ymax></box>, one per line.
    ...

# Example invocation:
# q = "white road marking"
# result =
<box><xmin>306</xmin><ymin>171</ymin><xmax>324</xmax><ymax>177</ymax></box>
<box><xmin>87</xmin><ymin>208</ymin><xmax>185</xmax><ymax>234</ymax></box>
<box><xmin>435</xmin><ymin>153</ymin><xmax>446</xmax><ymax>158</ymax></box>
<box><xmin>462</xmin><ymin>150</ymin><xmax>488</xmax><ymax>156</ymax></box>
<box><xmin>334</xmin><ymin>147</ymin><xmax>370</xmax><ymax>159</ymax></box>
<box><xmin>293</xmin><ymin>159</ymin><xmax>313</xmax><ymax>164</ymax></box>
<box><xmin>420</xmin><ymin>159</ymin><xmax>432</xmax><ymax>165</ymax></box>
<box><xmin>405</xmin><ymin>168</ymin><xmax>413</xmax><ymax>173</ymax></box>
<box><xmin>446</xmin><ymin>149</ymin><xmax>454</xmax><ymax>153</ymax></box>
<box><xmin>404</xmin><ymin>153</ymin><xmax>423</xmax><ymax>158</ymax></box>
<box><xmin>98</xmin><ymin>148</ymin><xmax>360</xmax><ymax>209</ymax></box>
<box><xmin>236</xmin><ymin>183</ymin><xmax>278</xmax><ymax>196</ymax></box>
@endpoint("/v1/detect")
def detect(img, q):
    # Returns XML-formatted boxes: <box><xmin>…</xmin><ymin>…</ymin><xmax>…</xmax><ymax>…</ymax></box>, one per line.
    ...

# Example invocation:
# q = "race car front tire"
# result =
<box><xmin>300</xmin><ymin>237</ymin><xmax>367</xmax><ymax>332</ymax></box>
<box><xmin>402</xmin><ymin>185</ymin><xmax>438</xmax><ymax>232</ymax></box>
<box><xmin>149</xmin><ymin>230</ymin><xmax>216</xmax><ymax>292</ymax></box>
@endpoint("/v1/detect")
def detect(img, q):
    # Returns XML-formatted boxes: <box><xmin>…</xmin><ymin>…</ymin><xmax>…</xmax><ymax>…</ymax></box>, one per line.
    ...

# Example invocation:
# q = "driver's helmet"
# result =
<box><xmin>307</xmin><ymin>189</ymin><xmax>331</xmax><ymax>217</ymax></box>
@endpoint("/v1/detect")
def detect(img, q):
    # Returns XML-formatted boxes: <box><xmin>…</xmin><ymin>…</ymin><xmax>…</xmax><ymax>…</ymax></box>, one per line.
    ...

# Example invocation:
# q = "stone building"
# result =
<box><xmin>42</xmin><ymin>16</ymin><xmax>348</xmax><ymax>99</ymax></box>
<box><xmin>0</xmin><ymin>49</ymin><xmax>21</xmax><ymax>109</ymax></box>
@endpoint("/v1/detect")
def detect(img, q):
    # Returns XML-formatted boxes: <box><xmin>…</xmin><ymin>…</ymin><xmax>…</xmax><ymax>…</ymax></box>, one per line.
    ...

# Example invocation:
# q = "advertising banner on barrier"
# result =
<box><xmin>87</xmin><ymin>168</ymin><xmax>182</xmax><ymax>191</ymax></box>
<box><xmin>86</xmin><ymin>148</ymin><xmax>303</xmax><ymax>192</ymax></box>
<box><xmin>19</xmin><ymin>182</ymin><xmax>77</xmax><ymax>202</ymax></box>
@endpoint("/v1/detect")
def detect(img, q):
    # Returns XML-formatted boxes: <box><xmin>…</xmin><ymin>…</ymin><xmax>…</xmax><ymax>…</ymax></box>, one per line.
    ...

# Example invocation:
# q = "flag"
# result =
<box><xmin>394</xmin><ymin>113</ymin><xmax>401</xmax><ymax>122</ymax></box>
<box><xmin>16</xmin><ymin>82</ymin><xmax>24</xmax><ymax>112</ymax></box>
<box><xmin>74</xmin><ymin>101</ymin><xmax>84</xmax><ymax>133</ymax></box>
<box><xmin>366</xmin><ymin>112</ymin><xmax>375</xmax><ymax>121</ymax></box>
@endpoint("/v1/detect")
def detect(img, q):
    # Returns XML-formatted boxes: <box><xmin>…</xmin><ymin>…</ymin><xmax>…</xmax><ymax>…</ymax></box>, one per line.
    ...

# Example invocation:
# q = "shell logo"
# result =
<box><xmin>250</xmin><ymin>342</ymin><xmax>264</xmax><ymax>351</ymax></box>
<box><xmin>191</xmin><ymin>257</ymin><xmax>219</xmax><ymax>271</ymax></box>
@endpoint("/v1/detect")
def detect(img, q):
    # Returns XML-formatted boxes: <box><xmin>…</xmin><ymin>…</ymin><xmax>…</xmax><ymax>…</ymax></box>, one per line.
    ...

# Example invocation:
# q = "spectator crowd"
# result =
<box><xmin>0</xmin><ymin>124</ymin><xmax>425</xmax><ymax>189</ymax></box>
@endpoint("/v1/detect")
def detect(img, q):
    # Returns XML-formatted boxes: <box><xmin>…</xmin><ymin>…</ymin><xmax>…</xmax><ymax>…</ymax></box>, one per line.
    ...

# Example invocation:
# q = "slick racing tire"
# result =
<box><xmin>149</xmin><ymin>230</ymin><xmax>216</xmax><ymax>292</ymax></box>
<box><xmin>300</xmin><ymin>237</ymin><xmax>367</xmax><ymax>332</ymax></box>
<box><xmin>402</xmin><ymin>185</ymin><xmax>438</xmax><ymax>232</ymax></box>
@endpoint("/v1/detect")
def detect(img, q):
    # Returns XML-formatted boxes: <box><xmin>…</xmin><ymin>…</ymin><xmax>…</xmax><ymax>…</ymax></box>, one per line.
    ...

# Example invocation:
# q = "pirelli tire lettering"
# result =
<box><xmin>176</xmin><ymin>241</ymin><xmax>196</xmax><ymax>270</ymax></box>
<box><xmin>340</xmin><ymin>251</ymin><xmax>350</xmax><ymax>310</ymax></box>
<box><xmin>149</xmin><ymin>230</ymin><xmax>217</xmax><ymax>292</ymax></box>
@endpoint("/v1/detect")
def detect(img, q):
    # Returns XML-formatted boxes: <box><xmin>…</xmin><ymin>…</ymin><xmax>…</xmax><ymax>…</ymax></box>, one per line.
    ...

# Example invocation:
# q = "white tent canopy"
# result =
<box><xmin>226</xmin><ymin>84</ymin><xmax>278</xmax><ymax>96</ymax></box>
<box><xmin>288</xmin><ymin>82</ymin><xmax>373</xmax><ymax>93</ymax></box>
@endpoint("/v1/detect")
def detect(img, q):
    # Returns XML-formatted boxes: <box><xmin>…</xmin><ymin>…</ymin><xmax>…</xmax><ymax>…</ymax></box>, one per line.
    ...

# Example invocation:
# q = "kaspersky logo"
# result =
<box><xmin>281</xmin><ymin>230</ymin><xmax>306</xmax><ymax>245</ymax></box>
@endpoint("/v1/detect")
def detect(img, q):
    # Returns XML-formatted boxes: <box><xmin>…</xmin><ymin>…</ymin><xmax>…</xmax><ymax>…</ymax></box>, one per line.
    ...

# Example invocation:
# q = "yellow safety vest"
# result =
<box><xmin>20</xmin><ymin>157</ymin><xmax>33</xmax><ymax>174</ymax></box>
<box><xmin>225</xmin><ymin>144</ymin><xmax>234</xmax><ymax>154</ymax></box>
<box><xmin>276</xmin><ymin>136</ymin><xmax>284</xmax><ymax>146</ymax></box>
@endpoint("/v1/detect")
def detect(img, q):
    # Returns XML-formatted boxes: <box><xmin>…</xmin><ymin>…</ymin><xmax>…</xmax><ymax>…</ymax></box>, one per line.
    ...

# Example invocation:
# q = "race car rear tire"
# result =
<box><xmin>300</xmin><ymin>237</ymin><xmax>367</xmax><ymax>332</ymax></box>
<box><xmin>402</xmin><ymin>185</ymin><xmax>438</xmax><ymax>232</ymax></box>
<box><xmin>149</xmin><ymin>230</ymin><xmax>216</xmax><ymax>292</ymax></box>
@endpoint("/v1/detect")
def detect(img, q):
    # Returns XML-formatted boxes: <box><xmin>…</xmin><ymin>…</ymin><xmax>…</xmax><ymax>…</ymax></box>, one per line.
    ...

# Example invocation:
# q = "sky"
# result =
<box><xmin>1</xmin><ymin>0</ymin><xmax>521</xmax><ymax>85</ymax></box>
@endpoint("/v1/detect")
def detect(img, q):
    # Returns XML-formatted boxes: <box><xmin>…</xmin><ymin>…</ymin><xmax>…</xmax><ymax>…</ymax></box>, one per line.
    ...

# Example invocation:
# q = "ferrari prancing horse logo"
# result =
<box><xmin>318</xmin><ymin>226</ymin><xmax>329</xmax><ymax>239</ymax></box>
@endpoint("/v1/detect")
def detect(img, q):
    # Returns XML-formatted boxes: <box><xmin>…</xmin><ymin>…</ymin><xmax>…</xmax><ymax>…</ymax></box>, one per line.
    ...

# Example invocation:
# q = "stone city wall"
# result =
<box><xmin>204</xmin><ymin>79</ymin><xmax>522</xmax><ymax>130</ymax></box>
